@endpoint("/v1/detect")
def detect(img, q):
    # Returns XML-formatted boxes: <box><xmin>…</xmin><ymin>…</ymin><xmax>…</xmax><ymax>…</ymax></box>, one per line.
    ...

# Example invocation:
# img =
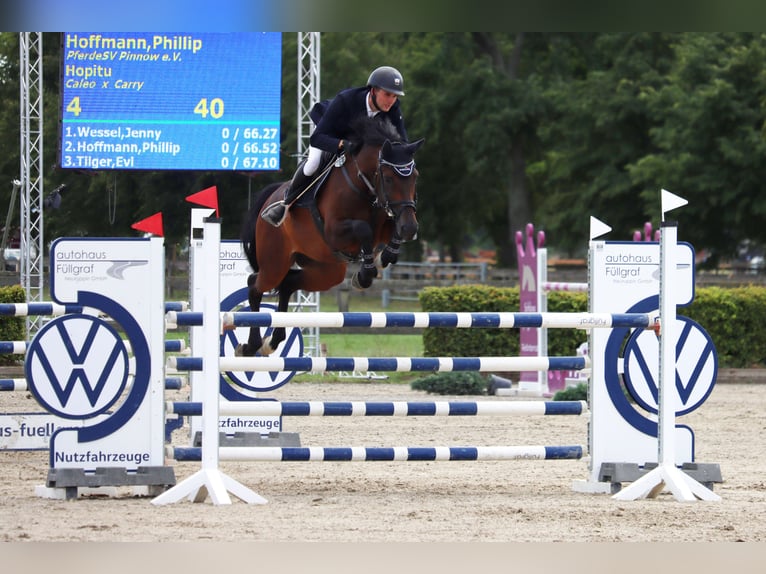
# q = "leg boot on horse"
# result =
<box><xmin>261</xmin><ymin>160</ymin><xmax>313</xmax><ymax>227</ymax></box>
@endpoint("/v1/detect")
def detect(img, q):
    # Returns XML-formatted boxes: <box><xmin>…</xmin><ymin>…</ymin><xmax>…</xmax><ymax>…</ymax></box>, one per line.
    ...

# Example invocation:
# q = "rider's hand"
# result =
<box><xmin>340</xmin><ymin>139</ymin><xmax>353</xmax><ymax>154</ymax></box>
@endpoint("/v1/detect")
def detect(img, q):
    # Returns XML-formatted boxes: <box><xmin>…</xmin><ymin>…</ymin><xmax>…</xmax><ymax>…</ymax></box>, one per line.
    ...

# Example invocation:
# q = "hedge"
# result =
<box><xmin>0</xmin><ymin>284</ymin><xmax>27</xmax><ymax>366</ymax></box>
<box><xmin>420</xmin><ymin>284</ymin><xmax>765</xmax><ymax>368</ymax></box>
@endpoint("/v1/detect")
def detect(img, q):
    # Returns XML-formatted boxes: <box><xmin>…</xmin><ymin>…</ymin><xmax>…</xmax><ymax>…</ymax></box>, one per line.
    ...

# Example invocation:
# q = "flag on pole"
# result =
<box><xmin>131</xmin><ymin>212</ymin><xmax>164</xmax><ymax>237</ymax></box>
<box><xmin>661</xmin><ymin>188</ymin><xmax>688</xmax><ymax>219</ymax></box>
<box><xmin>186</xmin><ymin>185</ymin><xmax>219</xmax><ymax>217</ymax></box>
<box><xmin>589</xmin><ymin>216</ymin><xmax>612</xmax><ymax>240</ymax></box>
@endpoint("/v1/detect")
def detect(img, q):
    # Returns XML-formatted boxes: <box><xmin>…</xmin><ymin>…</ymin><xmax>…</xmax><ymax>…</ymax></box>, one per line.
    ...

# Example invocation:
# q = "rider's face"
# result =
<box><xmin>371</xmin><ymin>88</ymin><xmax>398</xmax><ymax>112</ymax></box>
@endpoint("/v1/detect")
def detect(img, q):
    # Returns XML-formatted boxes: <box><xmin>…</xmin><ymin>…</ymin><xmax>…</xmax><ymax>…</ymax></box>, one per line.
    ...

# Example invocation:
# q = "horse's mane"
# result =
<box><xmin>348</xmin><ymin>116</ymin><xmax>402</xmax><ymax>150</ymax></box>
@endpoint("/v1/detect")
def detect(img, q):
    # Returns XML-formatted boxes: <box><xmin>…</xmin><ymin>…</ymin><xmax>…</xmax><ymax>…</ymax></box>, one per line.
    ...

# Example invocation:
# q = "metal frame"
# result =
<box><xmin>19</xmin><ymin>32</ymin><xmax>45</xmax><ymax>337</ymax></box>
<box><xmin>295</xmin><ymin>32</ymin><xmax>322</xmax><ymax>358</ymax></box>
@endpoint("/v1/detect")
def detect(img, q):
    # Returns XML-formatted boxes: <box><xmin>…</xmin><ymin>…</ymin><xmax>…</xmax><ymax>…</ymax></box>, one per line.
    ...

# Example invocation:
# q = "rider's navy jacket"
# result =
<box><xmin>309</xmin><ymin>86</ymin><xmax>408</xmax><ymax>153</ymax></box>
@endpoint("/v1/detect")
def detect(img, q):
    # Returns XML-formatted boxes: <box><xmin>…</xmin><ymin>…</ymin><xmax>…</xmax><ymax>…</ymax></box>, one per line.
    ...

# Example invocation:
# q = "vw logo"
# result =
<box><xmin>26</xmin><ymin>314</ymin><xmax>129</xmax><ymax>419</ymax></box>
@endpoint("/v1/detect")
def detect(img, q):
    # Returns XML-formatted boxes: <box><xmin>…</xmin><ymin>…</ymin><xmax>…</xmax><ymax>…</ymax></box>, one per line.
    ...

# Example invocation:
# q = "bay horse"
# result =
<box><xmin>237</xmin><ymin>116</ymin><xmax>425</xmax><ymax>357</ymax></box>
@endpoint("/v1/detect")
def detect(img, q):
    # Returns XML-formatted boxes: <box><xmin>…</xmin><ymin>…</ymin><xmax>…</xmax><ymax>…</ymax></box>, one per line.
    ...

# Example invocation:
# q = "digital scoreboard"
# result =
<box><xmin>59</xmin><ymin>33</ymin><xmax>282</xmax><ymax>171</ymax></box>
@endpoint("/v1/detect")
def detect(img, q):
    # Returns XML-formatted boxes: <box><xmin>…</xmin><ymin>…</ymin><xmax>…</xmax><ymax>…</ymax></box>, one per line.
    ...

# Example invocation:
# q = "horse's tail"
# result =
<box><xmin>240</xmin><ymin>182</ymin><xmax>283</xmax><ymax>273</ymax></box>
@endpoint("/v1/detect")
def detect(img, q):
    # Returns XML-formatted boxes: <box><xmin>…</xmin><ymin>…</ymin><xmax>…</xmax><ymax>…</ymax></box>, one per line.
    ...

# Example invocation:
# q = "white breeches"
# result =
<box><xmin>303</xmin><ymin>146</ymin><xmax>324</xmax><ymax>176</ymax></box>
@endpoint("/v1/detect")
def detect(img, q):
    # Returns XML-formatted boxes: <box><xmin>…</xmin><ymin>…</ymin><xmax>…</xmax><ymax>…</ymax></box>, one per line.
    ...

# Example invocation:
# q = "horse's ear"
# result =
<box><xmin>408</xmin><ymin>138</ymin><xmax>425</xmax><ymax>154</ymax></box>
<box><xmin>382</xmin><ymin>140</ymin><xmax>393</xmax><ymax>154</ymax></box>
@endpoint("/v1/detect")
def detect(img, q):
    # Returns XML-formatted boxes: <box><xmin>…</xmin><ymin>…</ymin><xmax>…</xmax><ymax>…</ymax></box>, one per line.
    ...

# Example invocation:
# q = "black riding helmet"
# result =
<box><xmin>367</xmin><ymin>66</ymin><xmax>405</xmax><ymax>96</ymax></box>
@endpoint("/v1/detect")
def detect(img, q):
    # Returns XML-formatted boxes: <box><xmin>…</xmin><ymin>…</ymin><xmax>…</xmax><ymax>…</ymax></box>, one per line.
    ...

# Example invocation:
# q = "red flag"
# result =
<box><xmin>131</xmin><ymin>212</ymin><xmax>164</xmax><ymax>237</ymax></box>
<box><xmin>186</xmin><ymin>185</ymin><xmax>219</xmax><ymax>217</ymax></box>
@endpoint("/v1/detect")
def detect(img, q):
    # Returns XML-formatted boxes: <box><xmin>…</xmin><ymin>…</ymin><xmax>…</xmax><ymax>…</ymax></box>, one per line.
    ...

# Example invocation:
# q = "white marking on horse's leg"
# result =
<box><xmin>260</xmin><ymin>335</ymin><xmax>275</xmax><ymax>356</ymax></box>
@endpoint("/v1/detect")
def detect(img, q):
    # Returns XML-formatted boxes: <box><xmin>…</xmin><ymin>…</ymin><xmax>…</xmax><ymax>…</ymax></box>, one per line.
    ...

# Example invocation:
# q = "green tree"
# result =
<box><xmin>531</xmin><ymin>33</ymin><xmax>676</xmax><ymax>256</ymax></box>
<box><xmin>629</xmin><ymin>33</ymin><xmax>766</xmax><ymax>263</ymax></box>
<box><xmin>5</xmin><ymin>32</ymin><xmax>766</xmax><ymax>270</ymax></box>
<box><xmin>403</xmin><ymin>33</ymin><xmax>549</xmax><ymax>266</ymax></box>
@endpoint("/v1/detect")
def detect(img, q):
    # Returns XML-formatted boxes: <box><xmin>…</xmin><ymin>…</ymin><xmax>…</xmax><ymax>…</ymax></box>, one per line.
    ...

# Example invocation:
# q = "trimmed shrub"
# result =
<box><xmin>0</xmin><ymin>284</ymin><xmax>26</xmax><ymax>366</ymax></box>
<box><xmin>419</xmin><ymin>285</ymin><xmax>587</xmax><ymax>360</ymax></box>
<box><xmin>410</xmin><ymin>371</ymin><xmax>487</xmax><ymax>395</ymax></box>
<box><xmin>419</xmin><ymin>283</ymin><xmax>766</xmax><ymax>368</ymax></box>
<box><xmin>553</xmin><ymin>383</ymin><xmax>587</xmax><ymax>401</ymax></box>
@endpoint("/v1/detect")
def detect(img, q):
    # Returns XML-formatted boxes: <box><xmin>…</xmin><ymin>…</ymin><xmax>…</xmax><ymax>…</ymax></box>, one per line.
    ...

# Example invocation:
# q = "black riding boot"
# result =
<box><xmin>262</xmin><ymin>161</ymin><xmax>312</xmax><ymax>227</ymax></box>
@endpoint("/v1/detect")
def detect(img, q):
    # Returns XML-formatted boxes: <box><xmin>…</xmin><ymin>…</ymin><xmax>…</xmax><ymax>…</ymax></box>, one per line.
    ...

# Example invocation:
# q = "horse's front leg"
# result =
<box><xmin>343</xmin><ymin>220</ymin><xmax>377</xmax><ymax>289</ymax></box>
<box><xmin>378</xmin><ymin>233</ymin><xmax>402</xmax><ymax>268</ymax></box>
<box><xmin>352</xmin><ymin>248</ymin><xmax>378</xmax><ymax>289</ymax></box>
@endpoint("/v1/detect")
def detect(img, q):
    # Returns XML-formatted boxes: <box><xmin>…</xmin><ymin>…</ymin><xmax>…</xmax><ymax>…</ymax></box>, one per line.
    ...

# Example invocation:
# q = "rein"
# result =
<box><xmin>340</xmin><ymin>150</ymin><xmax>417</xmax><ymax>219</ymax></box>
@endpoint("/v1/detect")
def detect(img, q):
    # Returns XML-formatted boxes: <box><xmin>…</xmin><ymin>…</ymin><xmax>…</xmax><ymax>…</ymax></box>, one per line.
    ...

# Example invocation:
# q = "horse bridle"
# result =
<box><xmin>343</xmin><ymin>151</ymin><xmax>418</xmax><ymax>219</ymax></box>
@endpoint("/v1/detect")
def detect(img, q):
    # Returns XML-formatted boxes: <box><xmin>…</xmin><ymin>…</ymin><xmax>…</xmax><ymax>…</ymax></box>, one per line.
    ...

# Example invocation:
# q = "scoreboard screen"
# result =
<box><xmin>59</xmin><ymin>32</ymin><xmax>282</xmax><ymax>171</ymax></box>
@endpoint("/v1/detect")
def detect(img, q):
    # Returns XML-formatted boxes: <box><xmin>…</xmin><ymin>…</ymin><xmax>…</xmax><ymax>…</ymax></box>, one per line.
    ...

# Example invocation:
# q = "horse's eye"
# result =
<box><xmin>383</xmin><ymin>175</ymin><xmax>394</xmax><ymax>186</ymax></box>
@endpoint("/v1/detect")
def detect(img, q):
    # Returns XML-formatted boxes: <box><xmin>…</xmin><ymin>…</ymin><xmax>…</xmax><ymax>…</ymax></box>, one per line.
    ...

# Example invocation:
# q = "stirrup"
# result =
<box><xmin>261</xmin><ymin>201</ymin><xmax>288</xmax><ymax>227</ymax></box>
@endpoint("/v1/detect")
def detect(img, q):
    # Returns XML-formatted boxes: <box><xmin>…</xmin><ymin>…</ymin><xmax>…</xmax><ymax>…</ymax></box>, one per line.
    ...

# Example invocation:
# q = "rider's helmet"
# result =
<box><xmin>367</xmin><ymin>66</ymin><xmax>405</xmax><ymax>96</ymax></box>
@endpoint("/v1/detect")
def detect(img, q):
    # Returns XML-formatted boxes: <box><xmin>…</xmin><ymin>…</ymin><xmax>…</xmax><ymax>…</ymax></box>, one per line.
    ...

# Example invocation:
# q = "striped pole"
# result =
<box><xmin>222</xmin><ymin>311</ymin><xmax>652</xmax><ymax>329</ymax></box>
<box><xmin>167</xmin><ymin>400</ymin><xmax>588</xmax><ymax>417</ymax></box>
<box><xmin>166</xmin><ymin>311</ymin><xmax>654</xmax><ymax>330</ymax></box>
<box><xmin>0</xmin><ymin>303</ymin><xmax>84</xmax><ymax>316</ymax></box>
<box><xmin>164</xmin><ymin>301</ymin><xmax>189</xmax><ymax>312</ymax></box>
<box><xmin>0</xmin><ymin>342</ymin><xmax>28</xmax><ymax>354</ymax></box>
<box><xmin>170</xmin><ymin>445</ymin><xmax>584</xmax><ymax>462</ymax></box>
<box><xmin>542</xmin><ymin>282</ymin><xmax>588</xmax><ymax>292</ymax></box>
<box><xmin>1</xmin><ymin>339</ymin><xmax>187</xmax><ymax>354</ymax></box>
<box><xmin>1</xmin><ymin>377</ymin><xmax>185</xmax><ymax>392</ymax></box>
<box><xmin>168</xmin><ymin>355</ymin><xmax>590</xmax><ymax>373</ymax></box>
<box><xmin>0</xmin><ymin>379</ymin><xmax>27</xmax><ymax>391</ymax></box>
<box><xmin>0</xmin><ymin>301</ymin><xmax>184</xmax><ymax>316</ymax></box>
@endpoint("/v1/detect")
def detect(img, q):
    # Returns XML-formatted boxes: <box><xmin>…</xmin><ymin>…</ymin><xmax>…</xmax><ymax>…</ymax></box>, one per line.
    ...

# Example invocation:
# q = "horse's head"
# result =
<box><xmin>347</xmin><ymin>116</ymin><xmax>425</xmax><ymax>241</ymax></box>
<box><xmin>376</xmin><ymin>138</ymin><xmax>424</xmax><ymax>241</ymax></box>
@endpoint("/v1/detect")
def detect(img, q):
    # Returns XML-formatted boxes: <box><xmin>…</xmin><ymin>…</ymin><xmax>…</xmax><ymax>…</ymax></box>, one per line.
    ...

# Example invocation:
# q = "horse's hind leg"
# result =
<box><xmin>259</xmin><ymin>269</ymin><xmax>300</xmax><ymax>354</ymax></box>
<box><xmin>236</xmin><ymin>272</ymin><xmax>264</xmax><ymax>356</ymax></box>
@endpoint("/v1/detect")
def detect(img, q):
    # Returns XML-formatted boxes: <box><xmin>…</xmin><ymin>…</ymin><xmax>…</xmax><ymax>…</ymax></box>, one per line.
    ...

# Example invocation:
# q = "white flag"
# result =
<box><xmin>661</xmin><ymin>188</ymin><xmax>688</xmax><ymax>218</ymax></box>
<box><xmin>589</xmin><ymin>216</ymin><xmax>612</xmax><ymax>240</ymax></box>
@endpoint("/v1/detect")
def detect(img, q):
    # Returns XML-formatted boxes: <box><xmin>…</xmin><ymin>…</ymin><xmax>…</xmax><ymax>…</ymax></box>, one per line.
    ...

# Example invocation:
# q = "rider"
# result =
<box><xmin>261</xmin><ymin>66</ymin><xmax>409</xmax><ymax>227</ymax></box>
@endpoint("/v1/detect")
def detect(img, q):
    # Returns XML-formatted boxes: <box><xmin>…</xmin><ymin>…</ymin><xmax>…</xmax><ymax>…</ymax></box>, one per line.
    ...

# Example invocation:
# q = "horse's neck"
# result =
<box><xmin>352</xmin><ymin>146</ymin><xmax>380</xmax><ymax>178</ymax></box>
<box><xmin>355</xmin><ymin>144</ymin><xmax>378</xmax><ymax>162</ymax></box>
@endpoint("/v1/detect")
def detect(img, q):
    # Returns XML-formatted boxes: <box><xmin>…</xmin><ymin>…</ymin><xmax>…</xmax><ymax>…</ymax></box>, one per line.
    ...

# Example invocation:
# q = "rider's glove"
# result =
<box><xmin>339</xmin><ymin>139</ymin><xmax>353</xmax><ymax>154</ymax></box>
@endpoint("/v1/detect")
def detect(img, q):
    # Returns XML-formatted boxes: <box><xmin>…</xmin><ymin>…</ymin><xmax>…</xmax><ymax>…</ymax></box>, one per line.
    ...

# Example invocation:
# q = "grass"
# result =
<box><xmin>34</xmin><ymin>279</ymin><xmax>424</xmax><ymax>383</ymax></box>
<box><xmin>295</xmin><ymin>287</ymin><xmax>425</xmax><ymax>384</ymax></box>
<box><xmin>291</xmin><ymin>332</ymin><xmax>423</xmax><ymax>384</ymax></box>
<box><xmin>319</xmin><ymin>333</ymin><xmax>422</xmax><ymax>357</ymax></box>
<box><xmin>162</xmin><ymin>287</ymin><xmax>426</xmax><ymax>384</ymax></box>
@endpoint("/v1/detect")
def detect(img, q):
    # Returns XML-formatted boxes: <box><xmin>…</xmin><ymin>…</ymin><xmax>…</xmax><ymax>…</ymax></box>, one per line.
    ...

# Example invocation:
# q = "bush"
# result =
<box><xmin>419</xmin><ymin>285</ymin><xmax>520</xmax><ymax>358</ymax></box>
<box><xmin>682</xmin><ymin>286</ymin><xmax>766</xmax><ymax>367</ymax></box>
<box><xmin>0</xmin><ymin>284</ymin><xmax>26</xmax><ymax>366</ymax></box>
<box><xmin>410</xmin><ymin>371</ymin><xmax>487</xmax><ymax>395</ymax></box>
<box><xmin>419</xmin><ymin>283</ymin><xmax>766</xmax><ymax>368</ymax></box>
<box><xmin>553</xmin><ymin>382</ymin><xmax>588</xmax><ymax>401</ymax></box>
<box><xmin>419</xmin><ymin>284</ymin><xmax>587</xmax><ymax>361</ymax></box>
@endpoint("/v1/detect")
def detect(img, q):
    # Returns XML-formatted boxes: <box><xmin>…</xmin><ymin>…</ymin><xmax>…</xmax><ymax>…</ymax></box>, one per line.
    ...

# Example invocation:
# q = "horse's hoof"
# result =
<box><xmin>235</xmin><ymin>343</ymin><xmax>250</xmax><ymax>357</ymax></box>
<box><xmin>259</xmin><ymin>337</ymin><xmax>275</xmax><ymax>356</ymax></box>
<box><xmin>378</xmin><ymin>251</ymin><xmax>394</xmax><ymax>269</ymax></box>
<box><xmin>351</xmin><ymin>272</ymin><xmax>372</xmax><ymax>290</ymax></box>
